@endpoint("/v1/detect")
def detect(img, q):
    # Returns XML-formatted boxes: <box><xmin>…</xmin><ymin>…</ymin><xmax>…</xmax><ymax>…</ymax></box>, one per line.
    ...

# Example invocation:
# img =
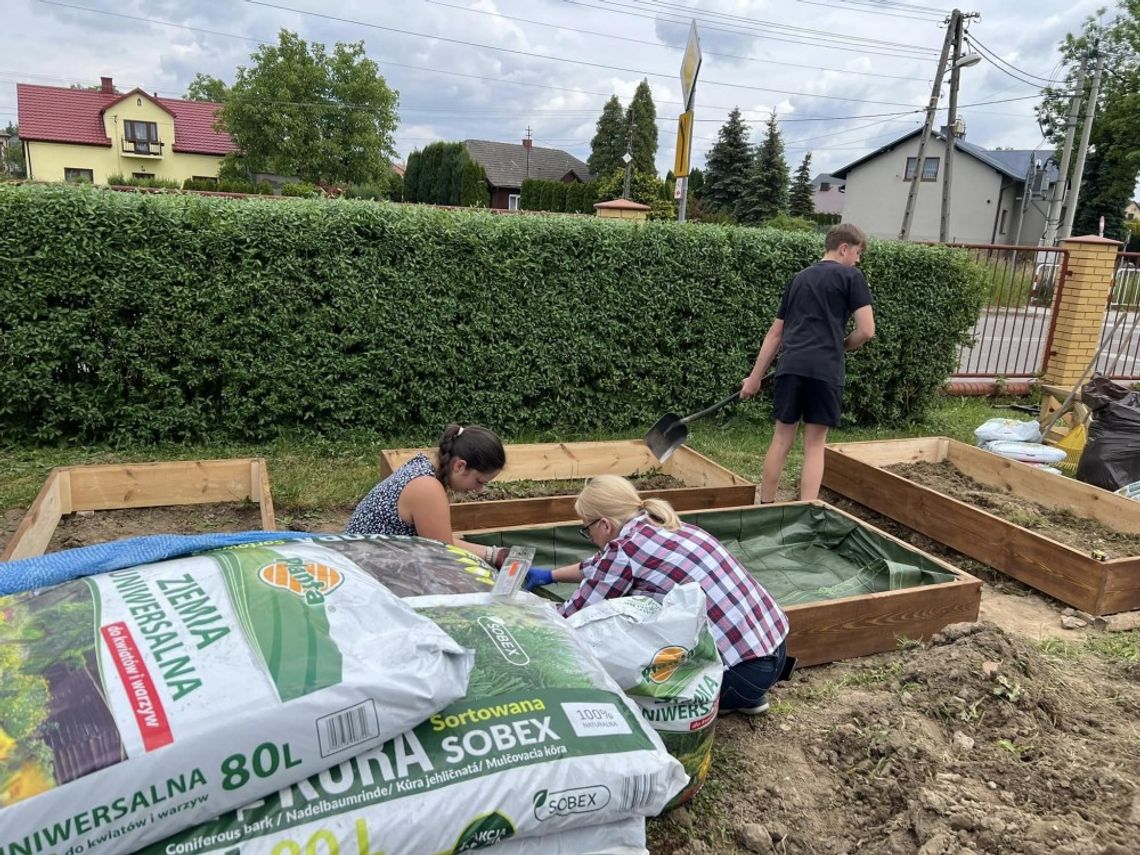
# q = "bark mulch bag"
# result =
<box><xmin>145</xmin><ymin>594</ymin><xmax>687</xmax><ymax>854</ymax></box>
<box><xmin>565</xmin><ymin>583</ymin><xmax>723</xmax><ymax>809</ymax></box>
<box><xmin>1076</xmin><ymin>377</ymin><xmax>1140</xmax><ymax>491</ymax></box>
<box><xmin>0</xmin><ymin>537</ymin><xmax>475</xmax><ymax>855</ymax></box>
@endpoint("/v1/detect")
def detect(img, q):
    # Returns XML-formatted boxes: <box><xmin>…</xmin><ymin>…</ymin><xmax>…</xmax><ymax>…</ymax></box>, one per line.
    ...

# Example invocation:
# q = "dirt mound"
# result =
<box><xmin>649</xmin><ymin>622</ymin><xmax>1140</xmax><ymax>854</ymax></box>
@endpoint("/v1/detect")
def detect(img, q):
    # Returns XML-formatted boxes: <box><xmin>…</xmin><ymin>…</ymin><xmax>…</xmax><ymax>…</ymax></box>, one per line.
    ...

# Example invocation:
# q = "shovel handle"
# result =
<box><xmin>680</xmin><ymin>390</ymin><xmax>742</xmax><ymax>426</ymax></box>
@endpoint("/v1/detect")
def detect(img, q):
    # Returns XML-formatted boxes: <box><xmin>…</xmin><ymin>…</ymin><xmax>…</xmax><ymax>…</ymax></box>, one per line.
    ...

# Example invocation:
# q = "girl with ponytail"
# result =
<box><xmin>346</xmin><ymin>424</ymin><xmax>510</xmax><ymax>567</ymax></box>
<box><xmin>528</xmin><ymin>474</ymin><xmax>791</xmax><ymax>715</ymax></box>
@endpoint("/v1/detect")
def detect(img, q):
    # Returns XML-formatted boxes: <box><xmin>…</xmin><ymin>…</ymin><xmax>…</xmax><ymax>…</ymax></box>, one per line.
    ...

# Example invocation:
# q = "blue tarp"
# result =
<box><xmin>0</xmin><ymin>531</ymin><xmax>316</xmax><ymax>596</ymax></box>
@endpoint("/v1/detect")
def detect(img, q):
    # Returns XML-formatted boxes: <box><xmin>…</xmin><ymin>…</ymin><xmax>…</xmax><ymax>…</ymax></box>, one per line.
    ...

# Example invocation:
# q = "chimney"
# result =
<box><xmin>100</xmin><ymin>76</ymin><xmax>113</xmax><ymax>94</ymax></box>
<box><xmin>522</xmin><ymin>137</ymin><xmax>533</xmax><ymax>150</ymax></box>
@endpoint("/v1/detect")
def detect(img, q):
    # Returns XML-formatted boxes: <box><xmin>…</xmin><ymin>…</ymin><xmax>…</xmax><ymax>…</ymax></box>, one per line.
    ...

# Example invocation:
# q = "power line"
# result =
<box><xmin>965</xmin><ymin>34</ymin><xmax>1059</xmax><ymax>85</ymax></box>
<box><xmin>421</xmin><ymin>0</ymin><xmax>930</xmax><ymax>81</ymax></box>
<box><xmin>243</xmin><ymin>0</ymin><xmax>926</xmax><ymax>106</ymax></box>
<box><xmin>614</xmin><ymin>0</ymin><xmax>939</xmax><ymax>52</ymax></box>
<box><xmin>795</xmin><ymin>0</ymin><xmax>943</xmax><ymax>22</ymax></box>
<box><xmin>964</xmin><ymin>37</ymin><xmax>1053</xmax><ymax>89</ymax></box>
<box><xmin>582</xmin><ymin>0</ymin><xmax>938</xmax><ymax>59</ymax></box>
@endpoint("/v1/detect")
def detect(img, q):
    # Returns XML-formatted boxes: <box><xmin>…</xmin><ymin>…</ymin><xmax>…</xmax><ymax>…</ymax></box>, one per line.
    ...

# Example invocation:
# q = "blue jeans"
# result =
<box><xmin>719</xmin><ymin>639</ymin><xmax>788</xmax><ymax>711</ymax></box>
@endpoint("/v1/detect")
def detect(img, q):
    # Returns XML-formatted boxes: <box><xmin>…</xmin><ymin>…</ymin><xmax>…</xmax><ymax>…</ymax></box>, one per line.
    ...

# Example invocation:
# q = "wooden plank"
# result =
<box><xmin>252</xmin><ymin>458</ymin><xmax>277</xmax><ymax>531</ymax></box>
<box><xmin>68</xmin><ymin>460</ymin><xmax>256</xmax><ymax>510</ymax></box>
<box><xmin>664</xmin><ymin>445</ymin><xmax>751</xmax><ymax>487</ymax></box>
<box><xmin>3</xmin><ymin>458</ymin><xmax>279</xmax><ymax>562</ymax></box>
<box><xmin>382</xmin><ymin>440</ymin><xmax>661</xmax><ymax>481</ymax></box>
<box><xmin>1097</xmin><ymin>557</ymin><xmax>1140</xmax><ymax>615</ymax></box>
<box><xmin>823</xmin><ymin>445</ymin><xmax>1106</xmax><ymax>614</ymax></box>
<box><xmin>453</xmin><ymin>485</ymin><xmax>757</xmax><ymax>531</ymax></box>
<box><xmin>826</xmin><ymin>437</ymin><xmax>945</xmax><ymax>467</ymax></box>
<box><xmin>946</xmin><ymin>440</ymin><xmax>1140</xmax><ymax>535</ymax></box>
<box><xmin>1</xmin><ymin>470</ymin><xmax>69</xmax><ymax>561</ymax></box>
<box><xmin>786</xmin><ymin>581</ymin><xmax>981</xmax><ymax>668</ymax></box>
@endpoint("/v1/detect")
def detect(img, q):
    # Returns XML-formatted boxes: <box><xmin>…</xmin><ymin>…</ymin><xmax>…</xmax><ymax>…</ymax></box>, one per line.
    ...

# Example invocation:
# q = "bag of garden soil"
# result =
<box><xmin>0</xmin><ymin>538</ymin><xmax>474</xmax><ymax>855</ymax></box>
<box><xmin>144</xmin><ymin>594</ymin><xmax>687</xmax><ymax>854</ymax></box>
<box><xmin>565</xmin><ymin>583</ymin><xmax>724</xmax><ymax>809</ymax></box>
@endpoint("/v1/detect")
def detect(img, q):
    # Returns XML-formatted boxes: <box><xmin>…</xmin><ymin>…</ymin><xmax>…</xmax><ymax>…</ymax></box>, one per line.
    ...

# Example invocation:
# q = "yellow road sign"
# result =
<box><xmin>674</xmin><ymin>111</ymin><xmax>693</xmax><ymax>178</ymax></box>
<box><xmin>680</xmin><ymin>20</ymin><xmax>702</xmax><ymax>112</ymax></box>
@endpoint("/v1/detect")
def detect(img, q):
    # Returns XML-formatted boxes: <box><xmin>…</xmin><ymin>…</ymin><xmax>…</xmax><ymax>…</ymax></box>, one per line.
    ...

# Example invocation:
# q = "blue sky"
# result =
<box><xmin>0</xmin><ymin>0</ymin><xmax>1112</xmax><ymax>180</ymax></box>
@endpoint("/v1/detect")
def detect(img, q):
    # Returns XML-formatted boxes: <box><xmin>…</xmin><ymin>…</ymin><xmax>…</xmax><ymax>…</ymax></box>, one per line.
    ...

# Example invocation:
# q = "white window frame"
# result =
<box><xmin>508</xmin><ymin>193</ymin><xmax>521</xmax><ymax>211</ymax></box>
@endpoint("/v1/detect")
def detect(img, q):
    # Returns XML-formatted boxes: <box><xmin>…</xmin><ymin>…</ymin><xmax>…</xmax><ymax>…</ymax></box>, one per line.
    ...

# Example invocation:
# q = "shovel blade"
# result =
<box><xmin>644</xmin><ymin>416</ymin><xmax>688</xmax><ymax>463</ymax></box>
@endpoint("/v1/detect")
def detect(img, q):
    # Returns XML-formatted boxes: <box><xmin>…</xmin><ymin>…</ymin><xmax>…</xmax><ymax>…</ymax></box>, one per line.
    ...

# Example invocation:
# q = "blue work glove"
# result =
<box><xmin>524</xmin><ymin>567</ymin><xmax>555</xmax><ymax>591</ymax></box>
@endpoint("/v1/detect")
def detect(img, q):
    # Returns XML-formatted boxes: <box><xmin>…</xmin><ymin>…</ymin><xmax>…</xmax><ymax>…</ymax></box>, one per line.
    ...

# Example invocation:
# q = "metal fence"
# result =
<box><xmin>1096</xmin><ymin>251</ymin><xmax>1140</xmax><ymax>379</ymax></box>
<box><xmin>947</xmin><ymin>243</ymin><xmax>1068</xmax><ymax>379</ymax></box>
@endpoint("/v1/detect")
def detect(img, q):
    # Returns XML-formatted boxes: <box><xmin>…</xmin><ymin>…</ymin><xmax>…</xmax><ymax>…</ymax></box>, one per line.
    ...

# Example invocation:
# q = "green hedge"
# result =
<box><xmin>0</xmin><ymin>184</ymin><xmax>985</xmax><ymax>444</ymax></box>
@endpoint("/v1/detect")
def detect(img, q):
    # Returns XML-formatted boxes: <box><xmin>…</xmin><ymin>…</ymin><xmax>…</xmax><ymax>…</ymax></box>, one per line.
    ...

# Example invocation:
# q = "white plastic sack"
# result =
<box><xmin>144</xmin><ymin>594</ymin><xmax>687</xmax><ymax>854</ymax></box>
<box><xmin>0</xmin><ymin>539</ymin><xmax>473</xmax><ymax>855</ymax></box>
<box><xmin>490</xmin><ymin>817</ymin><xmax>647</xmax><ymax>854</ymax></box>
<box><xmin>975</xmin><ymin>418</ymin><xmax>1042</xmax><ymax>444</ymax></box>
<box><xmin>566</xmin><ymin>583</ymin><xmax>723</xmax><ymax>808</ymax></box>
<box><xmin>986</xmin><ymin>440</ymin><xmax>1067</xmax><ymax>464</ymax></box>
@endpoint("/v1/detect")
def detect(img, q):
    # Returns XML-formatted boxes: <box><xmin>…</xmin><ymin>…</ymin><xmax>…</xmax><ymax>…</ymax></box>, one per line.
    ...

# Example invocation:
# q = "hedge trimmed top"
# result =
<box><xmin>0</xmin><ymin>184</ymin><xmax>985</xmax><ymax>444</ymax></box>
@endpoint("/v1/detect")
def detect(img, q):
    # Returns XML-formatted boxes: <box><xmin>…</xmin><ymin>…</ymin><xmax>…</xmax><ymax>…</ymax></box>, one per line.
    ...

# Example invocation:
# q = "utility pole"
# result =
<box><xmin>1060</xmin><ymin>51</ymin><xmax>1104</xmax><ymax>240</ymax></box>
<box><xmin>939</xmin><ymin>11</ymin><xmax>979</xmax><ymax>242</ymax></box>
<box><xmin>899</xmin><ymin>10</ymin><xmax>958</xmax><ymax>241</ymax></box>
<box><xmin>1043</xmin><ymin>64</ymin><xmax>1086</xmax><ymax>246</ymax></box>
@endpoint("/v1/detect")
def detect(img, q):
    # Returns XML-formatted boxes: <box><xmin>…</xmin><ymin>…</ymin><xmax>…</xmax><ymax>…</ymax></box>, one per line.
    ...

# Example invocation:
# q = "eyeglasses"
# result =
<box><xmin>577</xmin><ymin>518</ymin><xmax>604</xmax><ymax>540</ymax></box>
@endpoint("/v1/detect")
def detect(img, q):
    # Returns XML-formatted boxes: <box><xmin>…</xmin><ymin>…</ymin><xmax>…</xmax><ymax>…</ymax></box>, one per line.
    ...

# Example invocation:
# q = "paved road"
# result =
<box><xmin>956</xmin><ymin>307</ymin><xmax>1140</xmax><ymax>378</ymax></box>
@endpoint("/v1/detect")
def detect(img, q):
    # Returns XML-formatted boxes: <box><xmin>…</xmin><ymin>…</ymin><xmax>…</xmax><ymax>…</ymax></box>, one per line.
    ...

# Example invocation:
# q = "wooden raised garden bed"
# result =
<box><xmin>466</xmin><ymin>501</ymin><xmax>981</xmax><ymax>668</ymax></box>
<box><xmin>823</xmin><ymin>437</ymin><xmax>1140</xmax><ymax>616</ymax></box>
<box><xmin>2</xmin><ymin>458</ymin><xmax>276</xmax><ymax>561</ymax></box>
<box><xmin>380</xmin><ymin>440</ymin><xmax>755</xmax><ymax>531</ymax></box>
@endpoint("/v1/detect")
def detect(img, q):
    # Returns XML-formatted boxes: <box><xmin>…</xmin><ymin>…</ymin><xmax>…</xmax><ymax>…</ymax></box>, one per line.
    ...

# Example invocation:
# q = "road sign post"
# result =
<box><xmin>677</xmin><ymin>20</ymin><xmax>701</xmax><ymax>223</ymax></box>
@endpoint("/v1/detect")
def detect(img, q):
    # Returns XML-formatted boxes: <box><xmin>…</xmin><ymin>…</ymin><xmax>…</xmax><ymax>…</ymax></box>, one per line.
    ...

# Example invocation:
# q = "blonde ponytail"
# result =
<box><xmin>641</xmin><ymin>497</ymin><xmax>681</xmax><ymax>531</ymax></box>
<box><xmin>574</xmin><ymin>474</ymin><xmax>681</xmax><ymax>532</ymax></box>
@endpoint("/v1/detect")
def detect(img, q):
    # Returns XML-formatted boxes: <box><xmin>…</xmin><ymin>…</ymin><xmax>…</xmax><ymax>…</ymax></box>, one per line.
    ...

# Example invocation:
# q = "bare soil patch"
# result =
<box><xmin>453</xmin><ymin>470</ymin><xmax>685</xmax><ymax>502</ymax></box>
<box><xmin>889</xmin><ymin>460</ymin><xmax>1140</xmax><ymax>559</ymax></box>
<box><xmin>649</xmin><ymin>621</ymin><xmax>1140</xmax><ymax>855</ymax></box>
<box><xmin>45</xmin><ymin>502</ymin><xmax>264</xmax><ymax>552</ymax></box>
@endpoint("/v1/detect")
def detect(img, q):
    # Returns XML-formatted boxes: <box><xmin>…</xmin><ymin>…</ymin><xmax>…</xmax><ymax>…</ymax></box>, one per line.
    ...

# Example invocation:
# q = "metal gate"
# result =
<box><xmin>948</xmin><ymin>243</ymin><xmax>1069</xmax><ymax>379</ymax></box>
<box><xmin>1096</xmin><ymin>251</ymin><xmax>1140</xmax><ymax>380</ymax></box>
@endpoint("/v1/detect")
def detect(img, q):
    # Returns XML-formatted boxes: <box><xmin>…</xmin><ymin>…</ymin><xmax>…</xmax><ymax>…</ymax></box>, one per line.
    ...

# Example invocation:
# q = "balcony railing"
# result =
<box><xmin>121</xmin><ymin>138</ymin><xmax>164</xmax><ymax>157</ymax></box>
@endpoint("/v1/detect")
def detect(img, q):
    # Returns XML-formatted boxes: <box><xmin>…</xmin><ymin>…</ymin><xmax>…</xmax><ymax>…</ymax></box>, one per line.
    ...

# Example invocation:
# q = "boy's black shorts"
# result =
<box><xmin>772</xmin><ymin>374</ymin><xmax>843</xmax><ymax>427</ymax></box>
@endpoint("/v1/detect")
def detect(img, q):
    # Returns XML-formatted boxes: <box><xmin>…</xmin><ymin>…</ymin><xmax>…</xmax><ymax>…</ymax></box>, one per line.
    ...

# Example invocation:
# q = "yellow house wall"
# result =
<box><xmin>26</xmin><ymin>96</ymin><xmax>225</xmax><ymax>185</ymax></box>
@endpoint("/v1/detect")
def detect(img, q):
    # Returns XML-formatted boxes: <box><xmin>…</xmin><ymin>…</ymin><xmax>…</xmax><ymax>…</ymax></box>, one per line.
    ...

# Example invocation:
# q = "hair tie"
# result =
<box><xmin>457</xmin><ymin>426</ymin><xmax>465</xmax><ymax>436</ymax></box>
<box><xmin>638</xmin><ymin>499</ymin><xmax>647</xmax><ymax>509</ymax></box>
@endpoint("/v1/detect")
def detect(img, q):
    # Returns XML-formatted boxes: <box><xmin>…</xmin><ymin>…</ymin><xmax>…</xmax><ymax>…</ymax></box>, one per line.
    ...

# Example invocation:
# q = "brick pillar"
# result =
<box><xmin>1042</xmin><ymin>235</ymin><xmax>1122</xmax><ymax>388</ymax></box>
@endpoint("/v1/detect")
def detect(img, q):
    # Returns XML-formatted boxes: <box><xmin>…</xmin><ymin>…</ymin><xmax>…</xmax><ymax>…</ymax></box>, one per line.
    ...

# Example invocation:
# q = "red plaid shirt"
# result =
<box><xmin>559</xmin><ymin>515</ymin><xmax>789</xmax><ymax>666</ymax></box>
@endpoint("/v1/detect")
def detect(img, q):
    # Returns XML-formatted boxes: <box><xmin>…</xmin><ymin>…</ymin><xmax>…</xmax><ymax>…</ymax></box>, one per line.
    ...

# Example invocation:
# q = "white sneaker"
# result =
<box><xmin>739</xmin><ymin>693</ymin><xmax>770</xmax><ymax>715</ymax></box>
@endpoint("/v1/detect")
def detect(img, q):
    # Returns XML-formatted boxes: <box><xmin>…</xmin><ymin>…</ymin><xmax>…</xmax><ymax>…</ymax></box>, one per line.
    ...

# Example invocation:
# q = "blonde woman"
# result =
<box><xmin>531</xmin><ymin>474</ymin><xmax>791</xmax><ymax>715</ymax></box>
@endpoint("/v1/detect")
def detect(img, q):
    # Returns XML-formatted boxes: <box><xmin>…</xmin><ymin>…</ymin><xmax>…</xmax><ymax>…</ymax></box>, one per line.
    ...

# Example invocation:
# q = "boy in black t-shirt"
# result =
<box><xmin>741</xmin><ymin>223</ymin><xmax>875</xmax><ymax>502</ymax></box>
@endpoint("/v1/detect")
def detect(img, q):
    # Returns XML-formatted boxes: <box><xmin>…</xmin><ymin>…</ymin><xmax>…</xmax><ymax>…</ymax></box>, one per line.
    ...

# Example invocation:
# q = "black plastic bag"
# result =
<box><xmin>1075</xmin><ymin>378</ymin><xmax>1140</xmax><ymax>491</ymax></box>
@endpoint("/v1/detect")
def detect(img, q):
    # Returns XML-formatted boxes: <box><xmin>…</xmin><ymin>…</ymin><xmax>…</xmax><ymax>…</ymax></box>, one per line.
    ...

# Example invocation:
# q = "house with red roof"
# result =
<box><xmin>16</xmin><ymin>76</ymin><xmax>236</xmax><ymax>186</ymax></box>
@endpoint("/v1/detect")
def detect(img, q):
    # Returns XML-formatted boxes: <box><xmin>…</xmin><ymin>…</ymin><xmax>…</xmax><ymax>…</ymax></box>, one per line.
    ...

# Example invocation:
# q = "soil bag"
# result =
<box><xmin>145</xmin><ymin>594</ymin><xmax>687</xmax><ymax>854</ymax></box>
<box><xmin>565</xmin><ymin>583</ymin><xmax>723</xmax><ymax>809</ymax></box>
<box><xmin>0</xmin><ymin>537</ymin><xmax>474</xmax><ymax>855</ymax></box>
<box><xmin>984</xmin><ymin>441</ymin><xmax>1067</xmax><ymax>465</ymax></box>
<box><xmin>1076</xmin><ymin>379</ymin><xmax>1140</xmax><ymax>491</ymax></box>
<box><xmin>974</xmin><ymin>418</ymin><xmax>1042</xmax><ymax>444</ymax></box>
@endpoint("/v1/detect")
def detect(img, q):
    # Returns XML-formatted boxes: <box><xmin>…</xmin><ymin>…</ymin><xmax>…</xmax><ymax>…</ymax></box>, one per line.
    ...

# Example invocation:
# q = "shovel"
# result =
<box><xmin>645</xmin><ymin>372</ymin><xmax>773</xmax><ymax>463</ymax></box>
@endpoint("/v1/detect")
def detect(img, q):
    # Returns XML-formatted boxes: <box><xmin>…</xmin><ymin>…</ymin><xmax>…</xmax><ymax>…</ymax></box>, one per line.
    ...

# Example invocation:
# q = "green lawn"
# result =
<box><xmin>0</xmin><ymin>395</ymin><xmax>1018</xmax><ymax>513</ymax></box>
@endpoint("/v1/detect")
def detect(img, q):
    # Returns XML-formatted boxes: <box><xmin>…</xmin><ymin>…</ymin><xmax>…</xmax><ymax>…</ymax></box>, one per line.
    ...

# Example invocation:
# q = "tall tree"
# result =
<box><xmin>703</xmin><ymin>107</ymin><xmax>753</xmax><ymax>215</ymax></box>
<box><xmin>789</xmin><ymin>152</ymin><xmax>815</xmax><ymax>218</ymax></box>
<box><xmin>688</xmin><ymin>166</ymin><xmax>705</xmax><ymax>198</ymax></box>
<box><xmin>404</xmin><ymin>141</ymin><xmax>488</xmax><ymax>207</ymax></box>
<box><xmin>627</xmin><ymin>78</ymin><xmax>658</xmax><ymax>175</ymax></box>
<box><xmin>2</xmin><ymin>122</ymin><xmax>24</xmax><ymax>178</ymax></box>
<box><xmin>185</xmin><ymin>73</ymin><xmax>228</xmax><ymax>102</ymax></box>
<box><xmin>1037</xmin><ymin>10</ymin><xmax>1140</xmax><ymax>241</ymax></box>
<box><xmin>588</xmin><ymin>95</ymin><xmax>626</xmax><ymax>177</ymax></box>
<box><xmin>218</xmin><ymin>29</ymin><xmax>398</xmax><ymax>185</ymax></box>
<box><xmin>736</xmin><ymin>112</ymin><xmax>789</xmax><ymax>225</ymax></box>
